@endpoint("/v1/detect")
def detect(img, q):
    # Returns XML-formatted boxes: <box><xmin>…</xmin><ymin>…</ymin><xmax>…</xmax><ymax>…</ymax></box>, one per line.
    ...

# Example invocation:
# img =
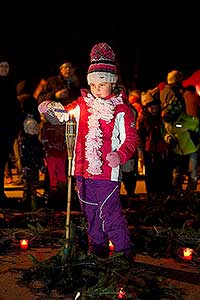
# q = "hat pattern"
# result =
<box><xmin>87</xmin><ymin>43</ymin><xmax>118</xmax><ymax>85</ymax></box>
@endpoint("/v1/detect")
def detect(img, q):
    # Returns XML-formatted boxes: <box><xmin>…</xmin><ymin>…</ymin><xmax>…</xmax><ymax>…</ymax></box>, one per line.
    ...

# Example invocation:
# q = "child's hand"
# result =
<box><xmin>164</xmin><ymin>134</ymin><xmax>177</xmax><ymax>147</ymax></box>
<box><xmin>38</xmin><ymin>100</ymin><xmax>52</xmax><ymax>114</ymax></box>
<box><xmin>38</xmin><ymin>101</ymin><xmax>67</xmax><ymax>124</ymax></box>
<box><xmin>106</xmin><ymin>151</ymin><xmax>121</xmax><ymax>168</ymax></box>
<box><xmin>38</xmin><ymin>101</ymin><xmax>63</xmax><ymax>125</ymax></box>
<box><xmin>53</xmin><ymin>102</ymin><xmax>68</xmax><ymax>122</ymax></box>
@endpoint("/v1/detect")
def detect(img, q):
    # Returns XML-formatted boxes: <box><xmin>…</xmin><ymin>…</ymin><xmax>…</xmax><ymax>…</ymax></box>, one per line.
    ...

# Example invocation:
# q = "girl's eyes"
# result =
<box><xmin>91</xmin><ymin>83</ymin><xmax>107</xmax><ymax>88</ymax></box>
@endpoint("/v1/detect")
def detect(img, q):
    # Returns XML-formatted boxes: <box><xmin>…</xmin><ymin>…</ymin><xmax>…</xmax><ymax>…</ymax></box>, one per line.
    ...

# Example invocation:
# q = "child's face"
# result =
<box><xmin>0</xmin><ymin>62</ymin><xmax>9</xmax><ymax>76</ymax></box>
<box><xmin>25</xmin><ymin>123</ymin><xmax>39</xmax><ymax>135</ymax></box>
<box><xmin>90</xmin><ymin>82</ymin><xmax>112</xmax><ymax>98</ymax></box>
<box><xmin>128</xmin><ymin>91</ymin><xmax>140</xmax><ymax>104</ymax></box>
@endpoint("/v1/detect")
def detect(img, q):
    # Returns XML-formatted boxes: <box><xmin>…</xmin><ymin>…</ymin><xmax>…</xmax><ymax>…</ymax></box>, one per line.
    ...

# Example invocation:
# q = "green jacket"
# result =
<box><xmin>164</xmin><ymin>112</ymin><xmax>199</xmax><ymax>155</ymax></box>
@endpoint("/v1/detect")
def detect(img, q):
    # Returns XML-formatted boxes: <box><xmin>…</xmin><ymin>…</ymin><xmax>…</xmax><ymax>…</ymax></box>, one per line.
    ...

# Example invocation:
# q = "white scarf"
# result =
<box><xmin>84</xmin><ymin>93</ymin><xmax>123</xmax><ymax>175</ymax></box>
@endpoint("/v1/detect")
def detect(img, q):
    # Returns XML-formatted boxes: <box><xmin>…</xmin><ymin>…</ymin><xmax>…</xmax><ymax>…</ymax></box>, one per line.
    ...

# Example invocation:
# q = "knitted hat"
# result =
<box><xmin>59</xmin><ymin>62</ymin><xmax>73</xmax><ymax>69</ymax></box>
<box><xmin>24</xmin><ymin>116</ymin><xmax>39</xmax><ymax>135</ymax></box>
<box><xmin>141</xmin><ymin>88</ymin><xmax>160</xmax><ymax>107</ymax></box>
<box><xmin>87</xmin><ymin>42</ymin><xmax>118</xmax><ymax>85</ymax></box>
<box><xmin>167</xmin><ymin>70</ymin><xmax>183</xmax><ymax>85</ymax></box>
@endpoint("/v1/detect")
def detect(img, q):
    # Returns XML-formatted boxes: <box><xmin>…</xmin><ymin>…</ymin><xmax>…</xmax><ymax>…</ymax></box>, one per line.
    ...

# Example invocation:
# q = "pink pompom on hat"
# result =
<box><xmin>87</xmin><ymin>42</ymin><xmax>118</xmax><ymax>85</ymax></box>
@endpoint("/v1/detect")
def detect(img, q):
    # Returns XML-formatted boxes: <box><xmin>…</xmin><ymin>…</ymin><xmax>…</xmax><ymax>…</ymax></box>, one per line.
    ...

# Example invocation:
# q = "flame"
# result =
<box><xmin>183</xmin><ymin>247</ymin><xmax>193</xmax><ymax>260</ymax></box>
<box><xmin>109</xmin><ymin>240</ymin><xmax>115</xmax><ymax>251</ymax></box>
<box><xmin>118</xmin><ymin>287</ymin><xmax>126</xmax><ymax>299</ymax></box>
<box><xmin>20</xmin><ymin>239</ymin><xmax>29</xmax><ymax>250</ymax></box>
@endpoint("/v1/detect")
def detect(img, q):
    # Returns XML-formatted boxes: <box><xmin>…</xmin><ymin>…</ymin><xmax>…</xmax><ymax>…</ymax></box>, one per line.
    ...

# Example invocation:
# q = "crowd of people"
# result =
<box><xmin>0</xmin><ymin>44</ymin><xmax>200</xmax><ymax>262</ymax></box>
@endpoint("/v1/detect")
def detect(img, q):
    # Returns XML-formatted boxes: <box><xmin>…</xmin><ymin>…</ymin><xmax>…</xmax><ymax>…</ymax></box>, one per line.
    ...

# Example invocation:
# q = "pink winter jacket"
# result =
<box><xmin>64</xmin><ymin>89</ymin><xmax>138</xmax><ymax>181</ymax></box>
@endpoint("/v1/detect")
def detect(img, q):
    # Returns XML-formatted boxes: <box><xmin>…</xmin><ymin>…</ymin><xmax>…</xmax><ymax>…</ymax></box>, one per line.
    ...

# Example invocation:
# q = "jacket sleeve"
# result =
<box><xmin>117</xmin><ymin>104</ymin><xmax>138</xmax><ymax>164</ymax></box>
<box><xmin>38</xmin><ymin>101</ymin><xmax>67</xmax><ymax>125</ymax></box>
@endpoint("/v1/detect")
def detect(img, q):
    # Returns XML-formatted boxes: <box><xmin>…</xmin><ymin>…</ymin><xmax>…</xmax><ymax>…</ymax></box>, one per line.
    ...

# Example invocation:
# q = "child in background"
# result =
<box><xmin>39</xmin><ymin>43</ymin><xmax>138</xmax><ymax>261</ymax></box>
<box><xmin>128</xmin><ymin>89</ymin><xmax>143</xmax><ymax>118</ymax></box>
<box><xmin>18</xmin><ymin>115</ymin><xmax>46</xmax><ymax>210</ymax></box>
<box><xmin>137</xmin><ymin>89</ymin><xmax>174</xmax><ymax>193</ymax></box>
<box><xmin>40</xmin><ymin>117</ymin><xmax>67</xmax><ymax>203</ymax></box>
<box><xmin>121</xmin><ymin>88</ymin><xmax>143</xmax><ymax>202</ymax></box>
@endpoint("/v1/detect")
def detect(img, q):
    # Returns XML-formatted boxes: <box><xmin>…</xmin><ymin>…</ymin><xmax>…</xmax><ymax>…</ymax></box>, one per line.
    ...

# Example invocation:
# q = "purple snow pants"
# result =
<box><xmin>76</xmin><ymin>176</ymin><xmax>132</xmax><ymax>257</ymax></box>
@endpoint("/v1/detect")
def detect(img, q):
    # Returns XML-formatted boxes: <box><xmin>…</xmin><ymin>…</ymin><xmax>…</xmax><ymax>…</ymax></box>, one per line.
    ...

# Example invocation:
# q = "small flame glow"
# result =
<box><xmin>109</xmin><ymin>240</ymin><xmax>115</xmax><ymax>251</ymax></box>
<box><xmin>20</xmin><ymin>239</ymin><xmax>29</xmax><ymax>250</ymax></box>
<box><xmin>118</xmin><ymin>287</ymin><xmax>126</xmax><ymax>299</ymax></box>
<box><xmin>183</xmin><ymin>247</ymin><xmax>193</xmax><ymax>260</ymax></box>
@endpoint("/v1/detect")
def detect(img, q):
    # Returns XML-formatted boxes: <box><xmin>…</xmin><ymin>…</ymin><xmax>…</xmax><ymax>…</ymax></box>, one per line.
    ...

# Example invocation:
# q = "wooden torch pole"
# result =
<box><xmin>65</xmin><ymin>114</ymin><xmax>76</xmax><ymax>242</ymax></box>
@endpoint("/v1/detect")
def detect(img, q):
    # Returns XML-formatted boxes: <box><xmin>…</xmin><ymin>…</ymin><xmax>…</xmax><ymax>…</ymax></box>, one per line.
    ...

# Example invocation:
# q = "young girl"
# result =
<box><xmin>39</xmin><ymin>43</ymin><xmax>138</xmax><ymax>260</ymax></box>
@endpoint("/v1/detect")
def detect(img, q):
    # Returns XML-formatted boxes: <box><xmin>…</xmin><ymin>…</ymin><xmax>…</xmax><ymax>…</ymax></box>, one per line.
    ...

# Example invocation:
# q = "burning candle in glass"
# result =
<box><xmin>20</xmin><ymin>239</ymin><xmax>29</xmax><ymax>250</ymax></box>
<box><xmin>183</xmin><ymin>247</ymin><xmax>193</xmax><ymax>261</ymax></box>
<box><xmin>118</xmin><ymin>287</ymin><xmax>126</xmax><ymax>299</ymax></box>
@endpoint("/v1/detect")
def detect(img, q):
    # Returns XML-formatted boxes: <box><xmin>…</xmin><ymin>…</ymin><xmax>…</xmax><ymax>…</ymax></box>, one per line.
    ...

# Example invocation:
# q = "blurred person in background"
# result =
<box><xmin>128</xmin><ymin>89</ymin><xmax>143</xmax><ymax>118</ymax></box>
<box><xmin>161</xmin><ymin>70</ymin><xmax>200</xmax><ymax>191</ymax></box>
<box><xmin>33</xmin><ymin>78</ymin><xmax>47</xmax><ymax>102</ymax></box>
<box><xmin>137</xmin><ymin>88</ymin><xmax>174</xmax><ymax>194</ymax></box>
<box><xmin>183</xmin><ymin>85</ymin><xmax>200</xmax><ymax>118</ymax></box>
<box><xmin>0</xmin><ymin>56</ymin><xmax>21</xmax><ymax>205</ymax></box>
<box><xmin>120</xmin><ymin>89</ymin><xmax>141</xmax><ymax>205</ymax></box>
<box><xmin>12</xmin><ymin>79</ymin><xmax>42</xmax><ymax>185</ymax></box>
<box><xmin>38</xmin><ymin>61</ymin><xmax>81</xmax><ymax>207</ymax></box>
<box><xmin>18</xmin><ymin>115</ymin><xmax>46</xmax><ymax>210</ymax></box>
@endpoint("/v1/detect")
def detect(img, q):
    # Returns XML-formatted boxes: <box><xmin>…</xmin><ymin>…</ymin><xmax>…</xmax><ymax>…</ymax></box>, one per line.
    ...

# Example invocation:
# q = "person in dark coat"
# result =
<box><xmin>11</xmin><ymin>79</ymin><xmax>42</xmax><ymax>184</ymax></box>
<box><xmin>38</xmin><ymin>62</ymin><xmax>81</xmax><ymax>205</ymax></box>
<box><xmin>0</xmin><ymin>56</ymin><xmax>21</xmax><ymax>204</ymax></box>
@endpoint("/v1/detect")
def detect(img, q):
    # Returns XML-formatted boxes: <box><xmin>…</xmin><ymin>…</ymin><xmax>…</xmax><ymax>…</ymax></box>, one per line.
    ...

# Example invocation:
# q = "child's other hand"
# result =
<box><xmin>106</xmin><ymin>151</ymin><xmax>121</xmax><ymax>168</ymax></box>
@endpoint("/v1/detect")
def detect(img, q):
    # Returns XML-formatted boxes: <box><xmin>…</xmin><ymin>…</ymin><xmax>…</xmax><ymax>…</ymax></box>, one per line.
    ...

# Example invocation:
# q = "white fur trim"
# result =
<box><xmin>84</xmin><ymin>93</ymin><xmax>123</xmax><ymax>175</ymax></box>
<box><xmin>87</xmin><ymin>72</ymin><xmax>118</xmax><ymax>85</ymax></box>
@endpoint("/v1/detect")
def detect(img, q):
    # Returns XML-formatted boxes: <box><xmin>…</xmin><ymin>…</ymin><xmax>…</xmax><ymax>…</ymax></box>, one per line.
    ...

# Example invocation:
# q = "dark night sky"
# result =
<box><xmin>12</xmin><ymin>46</ymin><xmax>200</xmax><ymax>92</ymax></box>
<box><xmin>6</xmin><ymin>44</ymin><xmax>198</xmax><ymax>92</ymax></box>
<box><xmin>2</xmin><ymin>16</ymin><xmax>200</xmax><ymax>91</ymax></box>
